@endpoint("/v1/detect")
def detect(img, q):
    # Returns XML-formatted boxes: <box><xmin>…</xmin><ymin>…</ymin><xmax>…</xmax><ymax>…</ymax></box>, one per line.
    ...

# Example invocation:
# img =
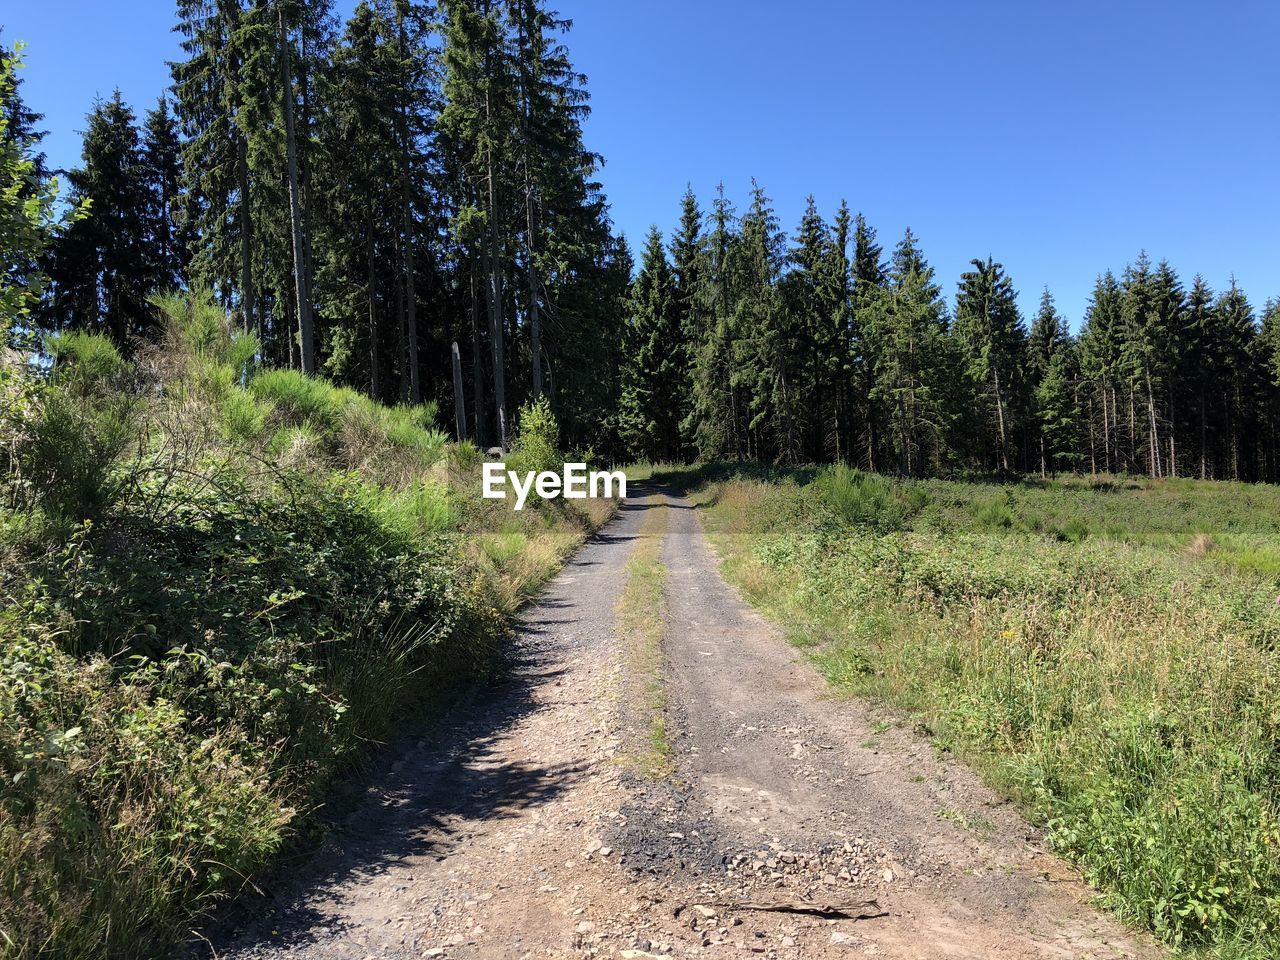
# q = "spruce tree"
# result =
<box><xmin>141</xmin><ymin>96</ymin><xmax>190</xmax><ymax>290</ymax></box>
<box><xmin>44</xmin><ymin>92</ymin><xmax>156</xmax><ymax>346</ymax></box>
<box><xmin>1078</xmin><ymin>272</ymin><xmax>1125</xmax><ymax>474</ymax></box>
<box><xmin>670</xmin><ymin>186</ymin><xmax>703</xmax><ymax>451</ymax></box>
<box><xmin>2</xmin><ymin>44</ymin><xmax>70</xmax><ymax>335</ymax></box>
<box><xmin>619</xmin><ymin>227</ymin><xmax>682</xmax><ymax>460</ymax></box>
<box><xmin>688</xmin><ymin>183</ymin><xmax>740</xmax><ymax>460</ymax></box>
<box><xmin>952</xmin><ymin>257</ymin><xmax>1028</xmax><ymax>472</ymax></box>
<box><xmin>862</xmin><ymin>228</ymin><xmax>953</xmax><ymax>476</ymax></box>
<box><xmin>1027</xmin><ymin>288</ymin><xmax>1071</xmax><ymax>474</ymax></box>
<box><xmin>850</xmin><ymin>212</ymin><xmax>885</xmax><ymax>469</ymax></box>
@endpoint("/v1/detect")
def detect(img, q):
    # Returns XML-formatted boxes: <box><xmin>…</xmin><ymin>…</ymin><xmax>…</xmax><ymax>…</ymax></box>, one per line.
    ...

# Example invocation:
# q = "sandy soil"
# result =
<box><xmin>194</xmin><ymin>487</ymin><xmax>1161</xmax><ymax>960</ymax></box>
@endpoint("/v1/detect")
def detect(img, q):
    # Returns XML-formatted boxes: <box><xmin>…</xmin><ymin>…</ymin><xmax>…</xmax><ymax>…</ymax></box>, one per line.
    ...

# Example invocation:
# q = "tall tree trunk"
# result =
<box><xmin>992</xmin><ymin>366</ymin><xmax>1009</xmax><ymax>472</ymax></box>
<box><xmin>367</xmin><ymin>214</ymin><xmax>379</xmax><ymax>399</ymax></box>
<box><xmin>470</xmin><ymin>259</ymin><xmax>487</xmax><ymax>447</ymax></box>
<box><xmin>395</xmin><ymin>235</ymin><xmax>408</xmax><ymax>401</ymax></box>
<box><xmin>1145</xmin><ymin>369</ymin><xmax>1161</xmax><ymax>478</ymax></box>
<box><xmin>400</xmin><ymin>182</ymin><xmax>420</xmax><ymax>402</ymax></box>
<box><xmin>451</xmin><ymin>341</ymin><xmax>467</xmax><ymax>440</ymax></box>
<box><xmin>397</xmin><ymin>16</ymin><xmax>421</xmax><ymax>403</ymax></box>
<box><xmin>236</xmin><ymin>135</ymin><xmax>254</xmax><ymax>335</ymax></box>
<box><xmin>279</xmin><ymin>5</ymin><xmax>314</xmax><ymax>374</ymax></box>
<box><xmin>525</xmin><ymin>199</ymin><xmax>543</xmax><ymax>398</ymax></box>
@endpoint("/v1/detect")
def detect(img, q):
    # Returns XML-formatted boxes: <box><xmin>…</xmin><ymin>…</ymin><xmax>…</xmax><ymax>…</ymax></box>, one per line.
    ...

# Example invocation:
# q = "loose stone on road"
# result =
<box><xmin>199</xmin><ymin>486</ymin><xmax>1160</xmax><ymax>960</ymax></box>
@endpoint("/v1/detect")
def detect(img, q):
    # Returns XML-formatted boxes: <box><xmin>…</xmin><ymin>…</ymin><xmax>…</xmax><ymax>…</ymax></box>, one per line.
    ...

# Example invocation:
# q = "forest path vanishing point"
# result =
<box><xmin>200</xmin><ymin>486</ymin><xmax>1161</xmax><ymax>960</ymax></box>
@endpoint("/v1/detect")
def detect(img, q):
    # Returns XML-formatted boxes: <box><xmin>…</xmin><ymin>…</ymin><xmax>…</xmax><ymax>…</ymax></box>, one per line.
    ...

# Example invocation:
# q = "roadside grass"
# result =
<box><xmin>614</xmin><ymin>496</ymin><xmax>674</xmax><ymax>779</ymax></box>
<box><xmin>0</xmin><ymin>294</ymin><xmax>614</xmax><ymax>959</ymax></box>
<box><xmin>665</xmin><ymin>463</ymin><xmax>1280</xmax><ymax>959</ymax></box>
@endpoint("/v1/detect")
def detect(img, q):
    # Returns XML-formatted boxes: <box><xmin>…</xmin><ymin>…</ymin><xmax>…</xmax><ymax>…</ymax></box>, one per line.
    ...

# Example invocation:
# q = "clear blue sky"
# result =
<box><xmin>5</xmin><ymin>1</ymin><xmax>1278</xmax><ymax>327</ymax></box>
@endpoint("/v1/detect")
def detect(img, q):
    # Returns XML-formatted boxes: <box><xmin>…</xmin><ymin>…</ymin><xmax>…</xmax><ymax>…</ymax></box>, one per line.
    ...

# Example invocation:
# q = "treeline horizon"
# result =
<box><xmin>4</xmin><ymin>2</ymin><xmax>1279</xmax><ymax>482</ymax></box>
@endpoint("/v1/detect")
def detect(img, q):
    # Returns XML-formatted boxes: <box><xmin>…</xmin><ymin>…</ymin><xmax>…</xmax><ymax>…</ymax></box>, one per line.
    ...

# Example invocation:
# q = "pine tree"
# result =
<box><xmin>619</xmin><ymin>227</ymin><xmax>683</xmax><ymax>460</ymax></box>
<box><xmin>1182</xmin><ymin>275</ymin><xmax>1218</xmax><ymax>478</ymax></box>
<box><xmin>173</xmin><ymin>0</ymin><xmax>257</xmax><ymax>332</ymax></box>
<box><xmin>688</xmin><ymin>183</ymin><xmax>740</xmax><ymax>460</ymax></box>
<box><xmin>2</xmin><ymin>44</ymin><xmax>71</xmax><ymax>336</ymax></box>
<box><xmin>1078</xmin><ymin>272</ymin><xmax>1124</xmax><ymax>474</ymax></box>
<box><xmin>1027</xmin><ymin>288</ymin><xmax>1070</xmax><ymax>474</ymax></box>
<box><xmin>731</xmin><ymin>182</ymin><xmax>793</xmax><ymax>462</ymax></box>
<box><xmin>781</xmin><ymin>196</ymin><xmax>844</xmax><ymax>461</ymax></box>
<box><xmin>141</xmin><ymin>96</ymin><xmax>190</xmax><ymax>290</ymax></box>
<box><xmin>313</xmin><ymin>1</ymin><xmax>402</xmax><ymax>395</ymax></box>
<box><xmin>44</xmin><ymin>92</ymin><xmax>156</xmax><ymax>346</ymax></box>
<box><xmin>670</xmin><ymin>186</ymin><xmax>703</xmax><ymax>451</ymax></box>
<box><xmin>1035</xmin><ymin>340</ymin><xmax>1083</xmax><ymax>476</ymax></box>
<box><xmin>1212</xmin><ymin>280</ymin><xmax>1259</xmax><ymax>480</ymax></box>
<box><xmin>862</xmin><ymin>228</ymin><xmax>953</xmax><ymax>476</ymax></box>
<box><xmin>1258</xmin><ymin>297</ymin><xmax>1280</xmax><ymax>481</ymax></box>
<box><xmin>850</xmin><ymin>212</ymin><xmax>885</xmax><ymax>469</ymax></box>
<box><xmin>439</xmin><ymin>0</ymin><xmax>518</xmax><ymax>446</ymax></box>
<box><xmin>952</xmin><ymin>257</ymin><xmax>1028</xmax><ymax>472</ymax></box>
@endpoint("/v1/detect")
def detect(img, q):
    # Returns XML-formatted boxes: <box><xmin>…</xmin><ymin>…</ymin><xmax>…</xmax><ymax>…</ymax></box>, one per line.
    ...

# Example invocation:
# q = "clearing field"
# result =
<box><xmin>677</xmin><ymin>464</ymin><xmax>1280</xmax><ymax>958</ymax></box>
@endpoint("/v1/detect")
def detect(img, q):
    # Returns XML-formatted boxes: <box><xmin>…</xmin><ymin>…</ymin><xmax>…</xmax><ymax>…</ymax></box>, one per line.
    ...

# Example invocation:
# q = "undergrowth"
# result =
<box><xmin>0</xmin><ymin>293</ymin><xmax>612</xmax><ymax>958</ymax></box>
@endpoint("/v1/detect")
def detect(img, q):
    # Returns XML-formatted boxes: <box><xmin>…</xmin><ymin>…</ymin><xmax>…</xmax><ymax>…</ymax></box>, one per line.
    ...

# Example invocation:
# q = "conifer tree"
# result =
<box><xmin>952</xmin><ymin>257</ymin><xmax>1027</xmax><ymax>471</ymax></box>
<box><xmin>862</xmin><ymin>228</ymin><xmax>953</xmax><ymax>476</ymax></box>
<box><xmin>1078</xmin><ymin>272</ymin><xmax>1124</xmax><ymax>474</ymax></box>
<box><xmin>688</xmin><ymin>184</ymin><xmax>740</xmax><ymax>460</ymax></box>
<box><xmin>1212</xmin><ymin>281</ymin><xmax>1259</xmax><ymax>479</ymax></box>
<box><xmin>44</xmin><ymin>92</ymin><xmax>155</xmax><ymax>346</ymax></box>
<box><xmin>619</xmin><ymin>227</ymin><xmax>682</xmax><ymax>460</ymax></box>
<box><xmin>732</xmin><ymin>182</ymin><xmax>794</xmax><ymax>461</ymax></box>
<box><xmin>670</xmin><ymin>186</ymin><xmax>703</xmax><ymax>451</ymax></box>
<box><xmin>1</xmin><ymin>44</ymin><xmax>69</xmax><ymax>335</ymax></box>
<box><xmin>141</xmin><ymin>96</ymin><xmax>190</xmax><ymax>290</ymax></box>
<box><xmin>850</xmin><ymin>212</ymin><xmax>885</xmax><ymax>468</ymax></box>
<box><xmin>1027</xmin><ymin>288</ymin><xmax>1071</xmax><ymax>474</ymax></box>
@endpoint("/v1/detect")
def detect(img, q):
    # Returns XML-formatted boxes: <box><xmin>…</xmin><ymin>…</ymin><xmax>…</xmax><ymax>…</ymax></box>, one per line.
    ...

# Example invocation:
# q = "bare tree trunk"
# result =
<box><xmin>992</xmin><ymin>366</ymin><xmax>1009</xmax><ymax>472</ymax></box>
<box><xmin>279</xmin><ymin>5</ymin><xmax>314</xmax><ymax>374</ymax></box>
<box><xmin>526</xmin><ymin>203</ymin><xmax>543</xmax><ymax>398</ymax></box>
<box><xmin>237</xmin><ymin>136</ymin><xmax>254</xmax><ymax>336</ymax></box>
<box><xmin>367</xmin><ymin>214</ymin><xmax>379</xmax><ymax>399</ymax></box>
<box><xmin>395</xmin><ymin>235</ymin><xmax>408</xmax><ymax>401</ymax></box>
<box><xmin>470</xmin><ymin>261</ymin><xmax>486</xmax><ymax>447</ymax></box>
<box><xmin>1145</xmin><ymin>370</ymin><xmax>1161</xmax><ymax>478</ymax></box>
<box><xmin>400</xmin><ymin>183</ymin><xmax>420</xmax><ymax>403</ymax></box>
<box><xmin>451</xmin><ymin>342</ymin><xmax>467</xmax><ymax>440</ymax></box>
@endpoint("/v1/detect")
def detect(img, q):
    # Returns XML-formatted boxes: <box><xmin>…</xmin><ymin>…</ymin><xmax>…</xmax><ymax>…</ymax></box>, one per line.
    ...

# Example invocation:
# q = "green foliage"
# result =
<box><xmin>507</xmin><ymin>397</ymin><xmax>561</xmax><ymax>477</ymax></box>
<box><xmin>1</xmin><ymin>44</ymin><xmax>79</xmax><ymax>332</ymax></box>
<box><xmin>810</xmin><ymin>464</ymin><xmax>927</xmax><ymax>530</ymax></box>
<box><xmin>0</xmin><ymin>294</ymin><xmax>607</xmax><ymax>957</ymax></box>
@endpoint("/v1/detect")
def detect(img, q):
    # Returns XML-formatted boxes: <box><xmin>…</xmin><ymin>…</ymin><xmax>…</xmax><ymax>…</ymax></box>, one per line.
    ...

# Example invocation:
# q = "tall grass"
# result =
<box><xmin>682</xmin><ymin>465</ymin><xmax>1280</xmax><ymax>958</ymax></box>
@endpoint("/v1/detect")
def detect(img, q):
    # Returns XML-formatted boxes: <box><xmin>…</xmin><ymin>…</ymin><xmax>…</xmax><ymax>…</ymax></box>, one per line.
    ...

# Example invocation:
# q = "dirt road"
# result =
<box><xmin>200</xmin><ymin>488</ymin><xmax>1159</xmax><ymax>960</ymax></box>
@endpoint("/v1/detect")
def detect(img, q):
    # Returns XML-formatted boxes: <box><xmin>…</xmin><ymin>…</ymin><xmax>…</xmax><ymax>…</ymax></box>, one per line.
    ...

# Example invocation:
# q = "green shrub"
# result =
<box><xmin>972</xmin><ymin>495</ymin><xmax>1018</xmax><ymax>530</ymax></box>
<box><xmin>507</xmin><ymin>397</ymin><xmax>561</xmax><ymax>477</ymax></box>
<box><xmin>249</xmin><ymin>368</ymin><xmax>344</xmax><ymax>433</ymax></box>
<box><xmin>44</xmin><ymin>331</ymin><xmax>127</xmax><ymax>389</ymax></box>
<box><xmin>20</xmin><ymin>386</ymin><xmax>134</xmax><ymax>523</ymax></box>
<box><xmin>810</xmin><ymin>464</ymin><xmax>928</xmax><ymax>531</ymax></box>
